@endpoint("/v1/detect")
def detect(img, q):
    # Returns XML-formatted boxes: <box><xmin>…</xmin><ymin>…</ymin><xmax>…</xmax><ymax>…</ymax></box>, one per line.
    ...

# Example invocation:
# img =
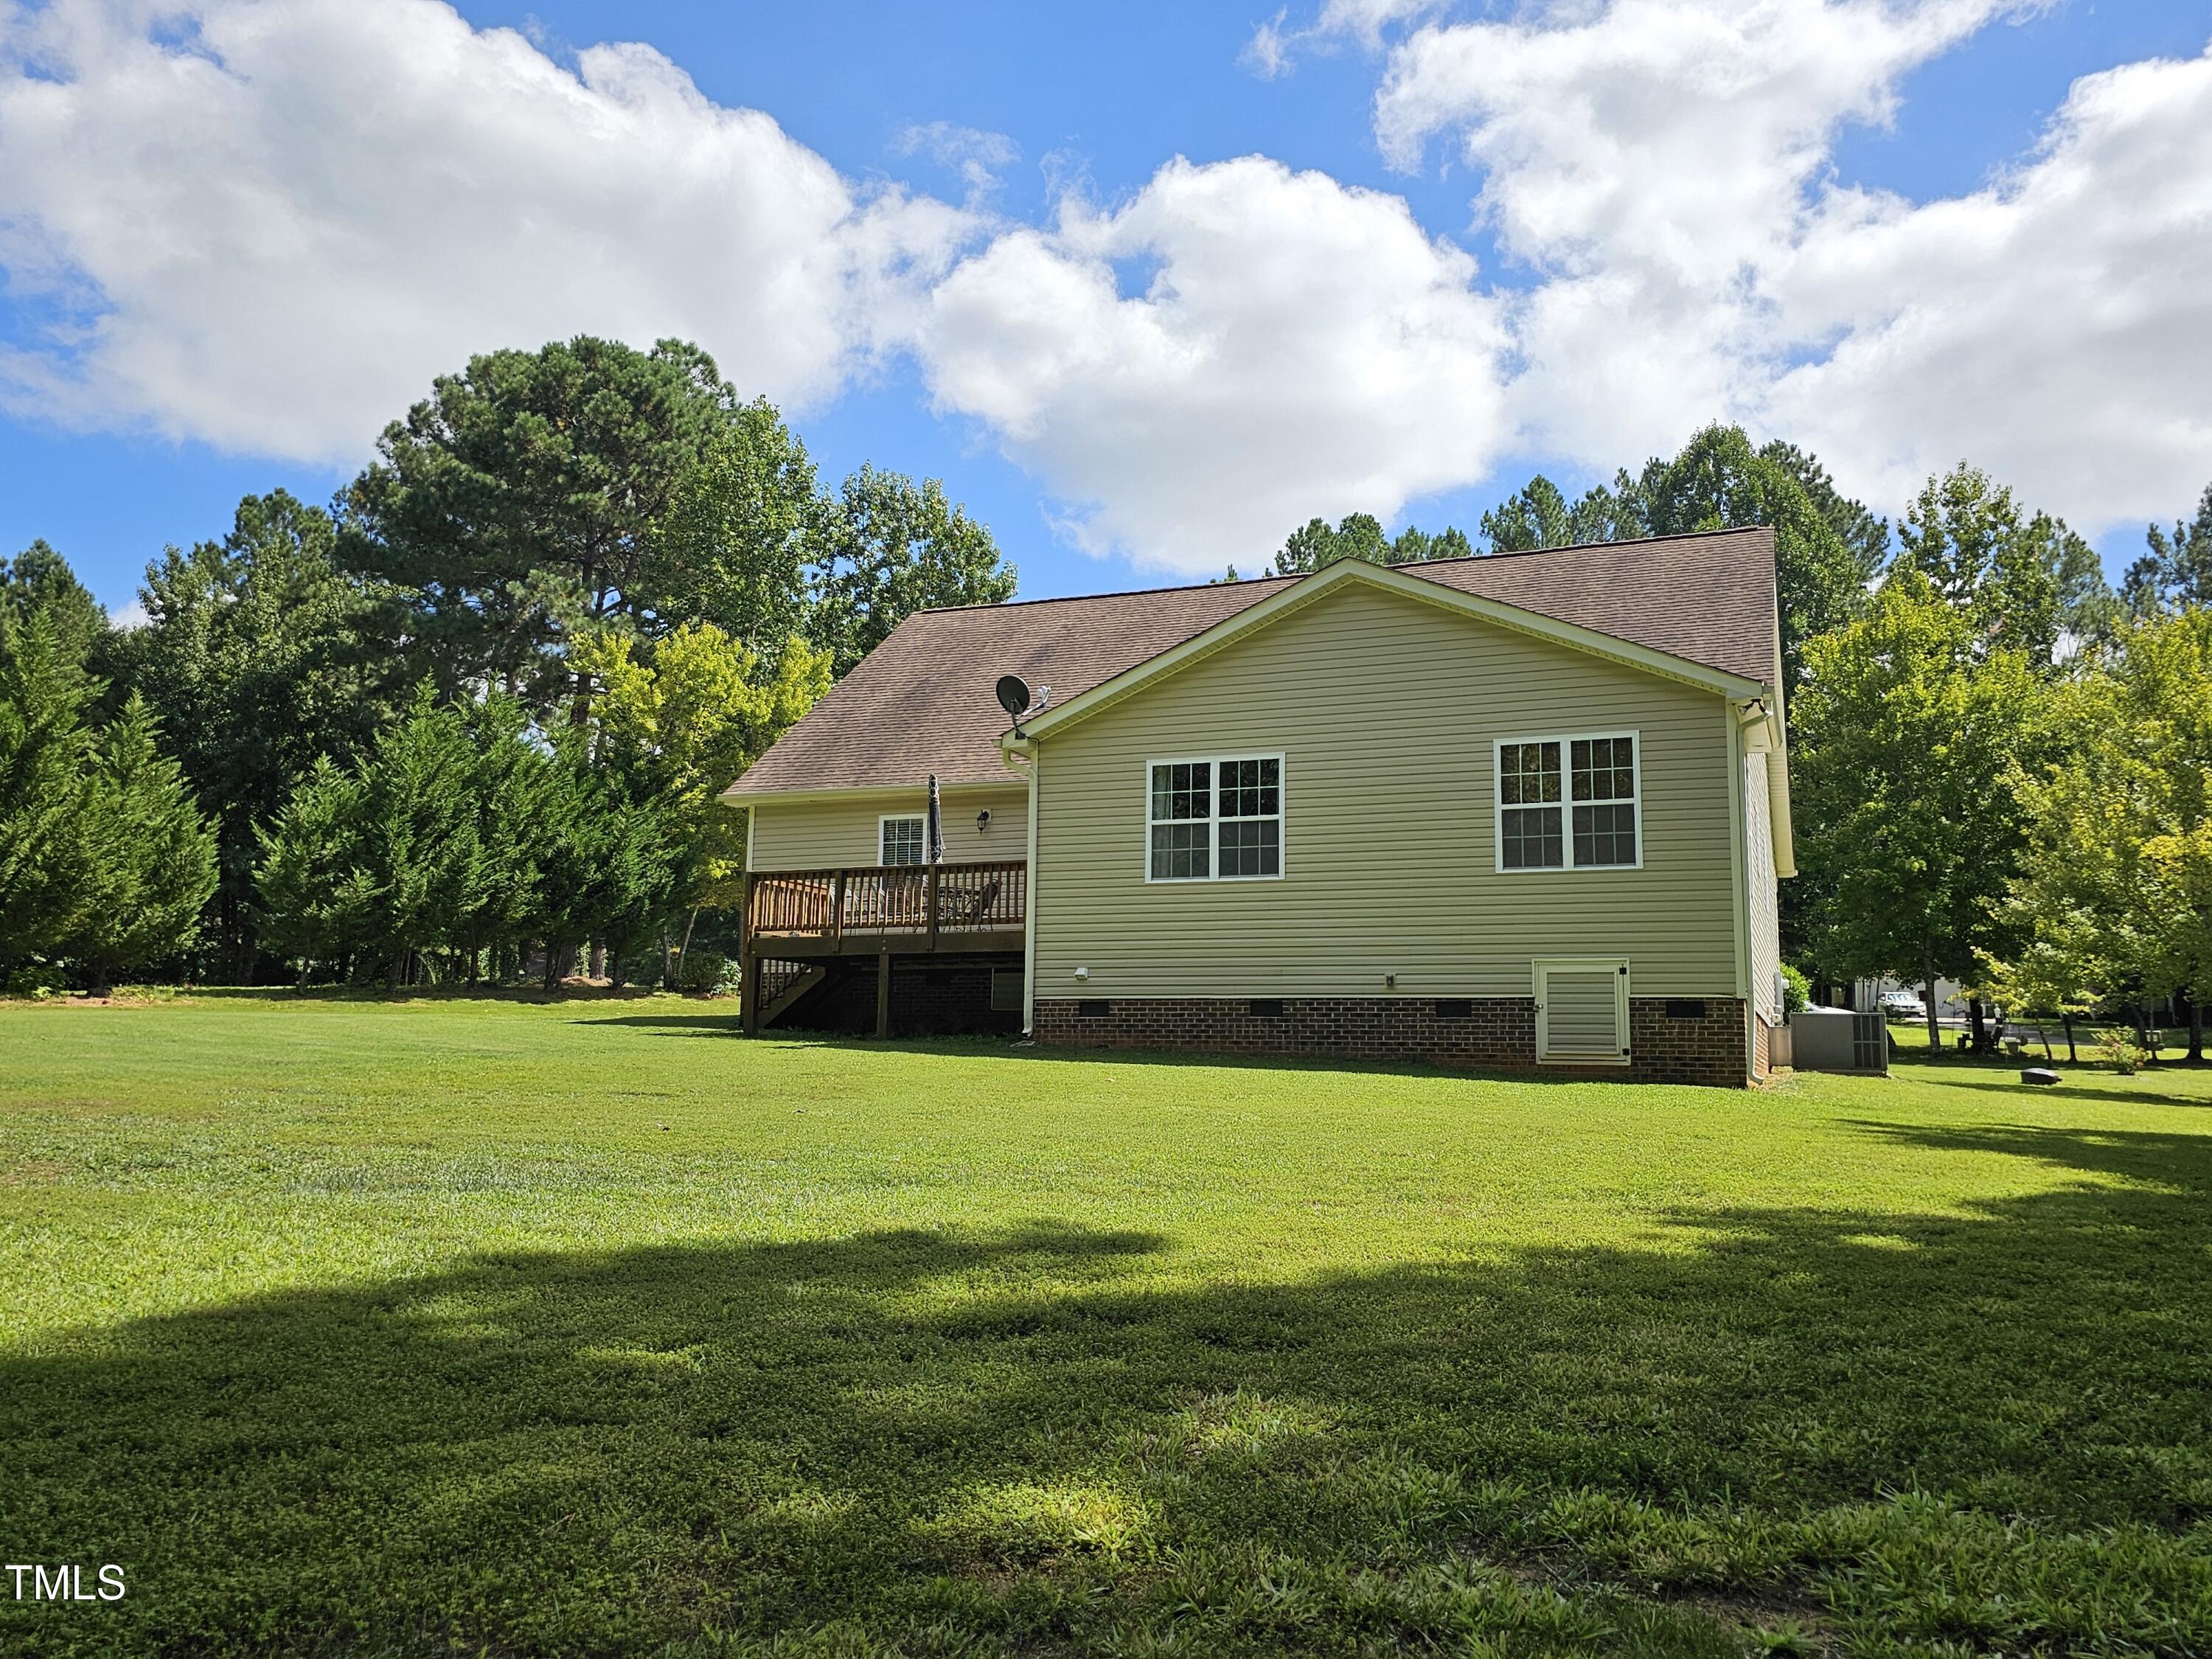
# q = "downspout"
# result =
<box><xmin>1726</xmin><ymin>698</ymin><xmax>1753</xmax><ymax>1082</ymax></box>
<box><xmin>1003</xmin><ymin>737</ymin><xmax>1040</xmax><ymax>1039</ymax></box>
<box><xmin>1733</xmin><ymin>692</ymin><xmax>1784</xmax><ymax>1081</ymax></box>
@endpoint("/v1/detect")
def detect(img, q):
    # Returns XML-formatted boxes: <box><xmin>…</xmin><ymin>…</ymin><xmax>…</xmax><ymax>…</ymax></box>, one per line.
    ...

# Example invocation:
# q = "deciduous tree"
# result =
<box><xmin>1792</xmin><ymin>570</ymin><xmax>2051</xmax><ymax>1054</ymax></box>
<box><xmin>1998</xmin><ymin>611</ymin><xmax>2212</xmax><ymax>1060</ymax></box>
<box><xmin>643</xmin><ymin>397</ymin><xmax>821</xmax><ymax>658</ymax></box>
<box><xmin>579</xmin><ymin>622</ymin><xmax>830</xmax><ymax>981</ymax></box>
<box><xmin>808</xmin><ymin>465</ymin><xmax>1015</xmax><ymax>677</ymax></box>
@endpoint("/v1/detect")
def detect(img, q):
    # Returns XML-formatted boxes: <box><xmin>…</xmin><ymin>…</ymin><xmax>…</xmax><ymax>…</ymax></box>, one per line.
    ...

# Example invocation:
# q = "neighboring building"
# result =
<box><xmin>723</xmin><ymin>529</ymin><xmax>1794</xmax><ymax>1085</ymax></box>
<box><xmin>1853</xmin><ymin>975</ymin><xmax>1969</xmax><ymax>1021</ymax></box>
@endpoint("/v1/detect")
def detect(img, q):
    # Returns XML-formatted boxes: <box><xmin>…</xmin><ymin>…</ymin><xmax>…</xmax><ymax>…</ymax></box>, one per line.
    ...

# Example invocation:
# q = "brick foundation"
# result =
<box><xmin>1630</xmin><ymin>997</ymin><xmax>1756</xmax><ymax>1085</ymax></box>
<box><xmin>1034</xmin><ymin>994</ymin><xmax>1751</xmax><ymax>1087</ymax></box>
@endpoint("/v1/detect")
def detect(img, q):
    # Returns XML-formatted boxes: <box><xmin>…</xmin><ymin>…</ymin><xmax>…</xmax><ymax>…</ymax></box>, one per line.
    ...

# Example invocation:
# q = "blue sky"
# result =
<box><xmin>2</xmin><ymin>0</ymin><xmax>2209</xmax><ymax>614</ymax></box>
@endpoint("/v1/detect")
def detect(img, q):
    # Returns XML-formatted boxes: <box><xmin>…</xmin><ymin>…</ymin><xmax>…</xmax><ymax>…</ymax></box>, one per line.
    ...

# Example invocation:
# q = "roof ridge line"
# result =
<box><xmin>910</xmin><ymin>524</ymin><xmax>1775</xmax><ymax>618</ymax></box>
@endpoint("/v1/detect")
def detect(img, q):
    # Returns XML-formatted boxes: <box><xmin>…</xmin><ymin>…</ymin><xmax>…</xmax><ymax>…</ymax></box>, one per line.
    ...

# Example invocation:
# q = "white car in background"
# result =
<box><xmin>1878</xmin><ymin>990</ymin><xmax>1928</xmax><ymax>1021</ymax></box>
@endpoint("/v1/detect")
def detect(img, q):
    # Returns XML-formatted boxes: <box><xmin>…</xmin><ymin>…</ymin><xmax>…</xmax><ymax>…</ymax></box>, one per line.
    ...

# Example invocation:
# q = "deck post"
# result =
<box><xmin>740</xmin><ymin>874</ymin><xmax>760</xmax><ymax>1037</ymax></box>
<box><xmin>927</xmin><ymin>865</ymin><xmax>941</xmax><ymax>952</ymax></box>
<box><xmin>831</xmin><ymin>869</ymin><xmax>846</xmax><ymax>953</ymax></box>
<box><xmin>875</xmin><ymin>948</ymin><xmax>892</xmax><ymax>1039</ymax></box>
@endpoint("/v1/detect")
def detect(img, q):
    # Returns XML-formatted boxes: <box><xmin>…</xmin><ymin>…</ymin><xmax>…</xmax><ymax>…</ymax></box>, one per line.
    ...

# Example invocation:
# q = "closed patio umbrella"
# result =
<box><xmin>925</xmin><ymin>773</ymin><xmax>945</xmax><ymax>865</ymax></box>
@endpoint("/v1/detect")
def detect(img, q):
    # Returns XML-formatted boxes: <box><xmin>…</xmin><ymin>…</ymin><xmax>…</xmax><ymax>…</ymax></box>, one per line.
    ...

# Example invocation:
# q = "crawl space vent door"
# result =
<box><xmin>1535</xmin><ymin>959</ymin><xmax>1630</xmax><ymax>1064</ymax></box>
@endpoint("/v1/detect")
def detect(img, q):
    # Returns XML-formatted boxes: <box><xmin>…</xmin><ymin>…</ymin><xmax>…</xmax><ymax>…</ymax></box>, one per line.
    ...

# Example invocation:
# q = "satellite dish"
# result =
<box><xmin>995</xmin><ymin>675</ymin><xmax>1032</xmax><ymax>721</ymax></box>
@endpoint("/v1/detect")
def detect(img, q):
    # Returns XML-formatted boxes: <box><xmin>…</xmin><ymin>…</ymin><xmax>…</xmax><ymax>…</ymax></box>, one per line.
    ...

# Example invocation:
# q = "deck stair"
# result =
<box><xmin>756</xmin><ymin>959</ymin><xmax>826</xmax><ymax>1029</ymax></box>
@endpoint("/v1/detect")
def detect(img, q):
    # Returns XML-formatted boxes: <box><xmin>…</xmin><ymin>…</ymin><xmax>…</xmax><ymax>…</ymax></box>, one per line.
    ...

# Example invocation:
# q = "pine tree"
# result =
<box><xmin>254</xmin><ymin>757</ymin><xmax>375</xmax><ymax>978</ymax></box>
<box><xmin>0</xmin><ymin>611</ymin><xmax>102</xmax><ymax>972</ymax></box>
<box><xmin>68</xmin><ymin>696</ymin><xmax>219</xmax><ymax>990</ymax></box>
<box><xmin>2121</xmin><ymin>482</ymin><xmax>2212</xmax><ymax>617</ymax></box>
<box><xmin>117</xmin><ymin>490</ymin><xmax>397</xmax><ymax>978</ymax></box>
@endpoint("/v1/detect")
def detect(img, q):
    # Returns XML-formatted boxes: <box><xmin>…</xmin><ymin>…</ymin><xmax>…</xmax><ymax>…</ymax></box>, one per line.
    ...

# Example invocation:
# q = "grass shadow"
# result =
<box><xmin>7</xmin><ymin>1124</ymin><xmax>2212</xmax><ymax>1655</ymax></box>
<box><xmin>186</xmin><ymin>984</ymin><xmax>688</xmax><ymax>1006</ymax></box>
<box><xmin>650</xmin><ymin>1026</ymin><xmax>1677</xmax><ymax>1088</ymax></box>
<box><xmin>1900</xmin><ymin>1073</ymin><xmax>2212</xmax><ymax>1111</ymax></box>
<box><xmin>1846</xmin><ymin>1119</ymin><xmax>2212</xmax><ymax>1189</ymax></box>
<box><xmin>580</xmin><ymin>1011</ymin><xmax>749</xmax><ymax>1034</ymax></box>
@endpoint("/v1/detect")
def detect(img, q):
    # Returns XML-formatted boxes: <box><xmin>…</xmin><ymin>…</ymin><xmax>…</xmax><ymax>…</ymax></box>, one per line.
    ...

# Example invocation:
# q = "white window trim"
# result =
<box><xmin>878</xmin><ymin>813</ymin><xmax>925</xmax><ymax>867</ymax></box>
<box><xmin>1143</xmin><ymin>752</ymin><xmax>1287</xmax><ymax>884</ymax></box>
<box><xmin>1492</xmin><ymin>730</ymin><xmax>1644</xmax><ymax>874</ymax></box>
<box><xmin>1534</xmin><ymin>956</ymin><xmax>1632</xmax><ymax>1065</ymax></box>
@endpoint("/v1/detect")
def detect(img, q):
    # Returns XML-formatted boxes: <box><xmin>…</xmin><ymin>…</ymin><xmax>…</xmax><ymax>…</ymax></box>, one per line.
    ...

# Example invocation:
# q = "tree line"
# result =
<box><xmin>0</xmin><ymin>336</ymin><xmax>1012</xmax><ymax>993</ymax></box>
<box><xmin>8</xmin><ymin>334</ymin><xmax>2209</xmax><ymax>1034</ymax></box>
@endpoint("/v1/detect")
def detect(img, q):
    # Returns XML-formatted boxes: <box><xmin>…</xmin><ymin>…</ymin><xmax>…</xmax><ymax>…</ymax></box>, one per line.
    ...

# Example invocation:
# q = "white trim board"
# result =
<box><xmin>720</xmin><ymin>779</ymin><xmax>1026</xmax><ymax>807</ymax></box>
<box><xmin>1003</xmin><ymin>557</ymin><xmax>1767</xmax><ymax>759</ymax></box>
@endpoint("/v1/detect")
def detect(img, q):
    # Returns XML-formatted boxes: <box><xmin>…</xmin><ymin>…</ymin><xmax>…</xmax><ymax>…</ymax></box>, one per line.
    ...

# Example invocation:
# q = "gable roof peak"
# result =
<box><xmin>726</xmin><ymin>525</ymin><xmax>1778</xmax><ymax>798</ymax></box>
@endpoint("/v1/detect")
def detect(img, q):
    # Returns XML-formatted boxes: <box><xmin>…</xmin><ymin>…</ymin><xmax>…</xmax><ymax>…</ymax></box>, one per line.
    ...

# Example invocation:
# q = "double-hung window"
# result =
<box><xmin>1148</xmin><ymin>755</ymin><xmax>1283</xmax><ymax>881</ymax></box>
<box><xmin>1495</xmin><ymin>733</ymin><xmax>1640</xmax><ymax>871</ymax></box>
<box><xmin>880</xmin><ymin>815</ymin><xmax>925</xmax><ymax>866</ymax></box>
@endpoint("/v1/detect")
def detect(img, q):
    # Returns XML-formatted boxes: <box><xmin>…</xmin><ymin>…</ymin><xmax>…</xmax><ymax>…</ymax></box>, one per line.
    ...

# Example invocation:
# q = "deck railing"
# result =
<box><xmin>747</xmin><ymin>860</ymin><xmax>1026</xmax><ymax>945</ymax></box>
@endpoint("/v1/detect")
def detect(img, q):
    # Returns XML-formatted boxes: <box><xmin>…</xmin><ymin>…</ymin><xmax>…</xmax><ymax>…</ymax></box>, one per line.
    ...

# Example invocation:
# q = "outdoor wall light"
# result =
<box><xmin>975</xmin><ymin>809</ymin><xmax>992</xmax><ymax>832</ymax></box>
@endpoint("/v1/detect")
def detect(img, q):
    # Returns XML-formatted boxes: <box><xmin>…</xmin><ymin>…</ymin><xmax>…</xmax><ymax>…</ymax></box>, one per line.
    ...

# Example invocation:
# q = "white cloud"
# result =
<box><xmin>1763</xmin><ymin>46</ymin><xmax>2212</xmax><ymax>521</ymax></box>
<box><xmin>1366</xmin><ymin>0</ymin><xmax>2212</xmax><ymax>538</ymax></box>
<box><xmin>0</xmin><ymin>0</ymin><xmax>974</xmax><ymax>462</ymax></box>
<box><xmin>2</xmin><ymin>0</ymin><xmax>2205</xmax><ymax>579</ymax></box>
<box><xmin>917</xmin><ymin>155</ymin><xmax>1512</xmax><ymax>571</ymax></box>
<box><xmin>894</xmin><ymin>121</ymin><xmax>1020</xmax><ymax>200</ymax></box>
<box><xmin>931</xmin><ymin>0</ymin><xmax>2212</xmax><ymax>572</ymax></box>
<box><xmin>1374</xmin><ymin>0</ymin><xmax>2021</xmax><ymax>470</ymax></box>
<box><xmin>1244</xmin><ymin>0</ymin><xmax>1446</xmax><ymax>80</ymax></box>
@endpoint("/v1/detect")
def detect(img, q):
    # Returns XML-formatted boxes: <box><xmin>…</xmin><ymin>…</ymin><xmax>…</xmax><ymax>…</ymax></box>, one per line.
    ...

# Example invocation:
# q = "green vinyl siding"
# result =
<box><xmin>746</xmin><ymin>785</ymin><xmax>1031</xmax><ymax>872</ymax></box>
<box><xmin>1032</xmin><ymin>580</ymin><xmax>1741</xmax><ymax>999</ymax></box>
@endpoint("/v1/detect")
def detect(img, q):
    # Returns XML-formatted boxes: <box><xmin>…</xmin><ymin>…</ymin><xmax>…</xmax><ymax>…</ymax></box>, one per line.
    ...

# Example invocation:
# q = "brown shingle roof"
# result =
<box><xmin>727</xmin><ymin>526</ymin><xmax>1777</xmax><ymax>796</ymax></box>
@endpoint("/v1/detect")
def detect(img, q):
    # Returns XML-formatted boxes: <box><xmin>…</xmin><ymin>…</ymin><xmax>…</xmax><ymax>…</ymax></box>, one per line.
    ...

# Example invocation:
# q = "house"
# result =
<box><xmin>722</xmin><ymin>528</ymin><xmax>1793</xmax><ymax>1086</ymax></box>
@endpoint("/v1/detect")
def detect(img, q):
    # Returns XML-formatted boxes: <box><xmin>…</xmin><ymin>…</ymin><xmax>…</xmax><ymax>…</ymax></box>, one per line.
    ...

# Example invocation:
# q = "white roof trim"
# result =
<box><xmin>1001</xmin><ymin>557</ymin><xmax>1768</xmax><ymax>754</ymax></box>
<box><xmin>718</xmin><ymin>778</ymin><xmax>1024</xmax><ymax>807</ymax></box>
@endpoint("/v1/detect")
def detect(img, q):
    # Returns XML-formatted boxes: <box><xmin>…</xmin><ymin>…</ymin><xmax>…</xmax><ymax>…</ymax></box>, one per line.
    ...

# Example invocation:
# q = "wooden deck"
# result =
<box><xmin>741</xmin><ymin>860</ymin><xmax>1026</xmax><ymax>1036</ymax></box>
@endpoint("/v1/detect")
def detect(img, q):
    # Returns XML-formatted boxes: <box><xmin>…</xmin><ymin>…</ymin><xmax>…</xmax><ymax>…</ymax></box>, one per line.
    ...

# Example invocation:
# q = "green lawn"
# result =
<box><xmin>2</xmin><ymin>995</ymin><xmax>2208</xmax><ymax>1658</ymax></box>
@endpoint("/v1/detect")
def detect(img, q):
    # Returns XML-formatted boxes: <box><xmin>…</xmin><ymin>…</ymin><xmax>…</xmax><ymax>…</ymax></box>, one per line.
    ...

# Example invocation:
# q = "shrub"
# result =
<box><xmin>2096</xmin><ymin>1026</ymin><xmax>2148</xmax><ymax>1074</ymax></box>
<box><xmin>5</xmin><ymin>964</ymin><xmax>68</xmax><ymax>999</ymax></box>
<box><xmin>678</xmin><ymin>949</ymin><xmax>728</xmax><ymax>993</ymax></box>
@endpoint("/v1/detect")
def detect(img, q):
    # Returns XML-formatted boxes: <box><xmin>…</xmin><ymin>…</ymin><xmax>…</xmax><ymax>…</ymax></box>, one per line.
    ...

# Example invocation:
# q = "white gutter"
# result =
<box><xmin>720</xmin><ymin>779</ymin><xmax>1020</xmax><ymax>808</ymax></box>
